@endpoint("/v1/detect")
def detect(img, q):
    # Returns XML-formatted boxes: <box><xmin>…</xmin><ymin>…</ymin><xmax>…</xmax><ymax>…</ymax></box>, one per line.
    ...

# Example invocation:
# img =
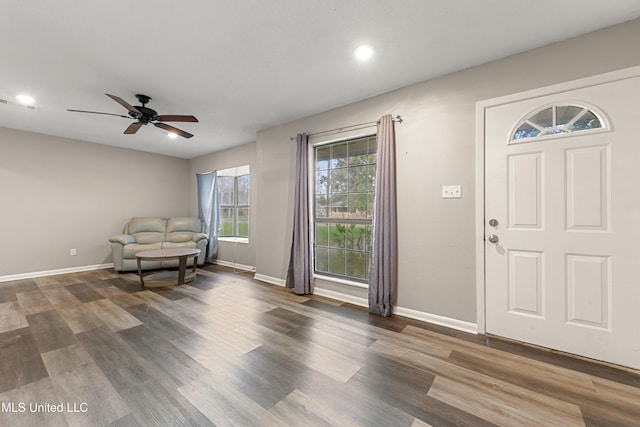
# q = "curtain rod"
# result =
<box><xmin>290</xmin><ymin>115</ymin><xmax>402</xmax><ymax>141</ymax></box>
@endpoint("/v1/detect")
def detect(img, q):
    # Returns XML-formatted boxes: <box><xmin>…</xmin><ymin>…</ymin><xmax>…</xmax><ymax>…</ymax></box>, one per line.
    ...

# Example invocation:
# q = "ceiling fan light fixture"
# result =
<box><xmin>167</xmin><ymin>132</ymin><xmax>178</xmax><ymax>139</ymax></box>
<box><xmin>16</xmin><ymin>94</ymin><xmax>36</xmax><ymax>105</ymax></box>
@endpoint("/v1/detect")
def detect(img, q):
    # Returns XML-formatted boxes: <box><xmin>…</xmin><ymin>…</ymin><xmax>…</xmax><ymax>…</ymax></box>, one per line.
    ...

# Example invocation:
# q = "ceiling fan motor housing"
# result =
<box><xmin>131</xmin><ymin>95</ymin><xmax>156</xmax><ymax>123</ymax></box>
<box><xmin>132</xmin><ymin>106</ymin><xmax>158</xmax><ymax>123</ymax></box>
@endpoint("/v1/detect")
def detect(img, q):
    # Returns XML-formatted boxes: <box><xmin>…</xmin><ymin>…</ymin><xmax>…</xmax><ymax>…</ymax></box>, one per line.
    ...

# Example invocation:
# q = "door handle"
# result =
<box><xmin>487</xmin><ymin>234</ymin><xmax>499</xmax><ymax>244</ymax></box>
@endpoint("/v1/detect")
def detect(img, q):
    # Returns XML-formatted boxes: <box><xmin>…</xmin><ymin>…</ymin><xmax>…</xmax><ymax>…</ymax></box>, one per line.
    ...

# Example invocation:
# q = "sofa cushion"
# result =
<box><xmin>109</xmin><ymin>234</ymin><xmax>135</xmax><ymax>245</ymax></box>
<box><xmin>166</xmin><ymin>217</ymin><xmax>203</xmax><ymax>243</ymax></box>
<box><xmin>127</xmin><ymin>217</ymin><xmax>167</xmax><ymax>244</ymax></box>
<box><xmin>123</xmin><ymin>242</ymin><xmax>163</xmax><ymax>258</ymax></box>
<box><xmin>162</xmin><ymin>241</ymin><xmax>198</xmax><ymax>250</ymax></box>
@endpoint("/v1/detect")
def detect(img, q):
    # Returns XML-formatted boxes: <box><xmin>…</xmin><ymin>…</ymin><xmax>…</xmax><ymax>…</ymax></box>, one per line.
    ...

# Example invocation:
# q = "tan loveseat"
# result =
<box><xmin>109</xmin><ymin>217</ymin><xmax>208</xmax><ymax>272</ymax></box>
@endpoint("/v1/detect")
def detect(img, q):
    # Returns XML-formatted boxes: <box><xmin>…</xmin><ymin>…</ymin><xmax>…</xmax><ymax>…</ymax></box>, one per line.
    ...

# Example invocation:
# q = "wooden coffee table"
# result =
<box><xmin>135</xmin><ymin>248</ymin><xmax>201</xmax><ymax>287</ymax></box>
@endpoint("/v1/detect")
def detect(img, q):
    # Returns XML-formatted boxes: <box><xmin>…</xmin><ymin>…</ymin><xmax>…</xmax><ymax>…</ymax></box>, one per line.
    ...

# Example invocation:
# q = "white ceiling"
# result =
<box><xmin>2</xmin><ymin>1</ymin><xmax>640</xmax><ymax>159</ymax></box>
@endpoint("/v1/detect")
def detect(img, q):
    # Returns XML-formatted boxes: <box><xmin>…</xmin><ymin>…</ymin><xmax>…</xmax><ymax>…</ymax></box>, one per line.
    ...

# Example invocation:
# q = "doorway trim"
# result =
<box><xmin>475</xmin><ymin>64</ymin><xmax>640</xmax><ymax>335</ymax></box>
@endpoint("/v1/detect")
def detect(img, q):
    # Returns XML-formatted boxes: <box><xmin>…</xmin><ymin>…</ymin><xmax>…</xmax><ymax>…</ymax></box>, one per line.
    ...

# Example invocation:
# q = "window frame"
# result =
<box><xmin>310</xmin><ymin>133</ymin><xmax>377</xmax><ymax>286</ymax></box>
<box><xmin>218</xmin><ymin>171</ymin><xmax>250</xmax><ymax>242</ymax></box>
<box><xmin>510</xmin><ymin>102</ymin><xmax>609</xmax><ymax>143</ymax></box>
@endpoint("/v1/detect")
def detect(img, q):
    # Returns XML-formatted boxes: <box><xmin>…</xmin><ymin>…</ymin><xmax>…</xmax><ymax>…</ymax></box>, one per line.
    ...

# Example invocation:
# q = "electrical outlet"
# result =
<box><xmin>70</xmin><ymin>248</ymin><xmax>77</xmax><ymax>256</ymax></box>
<box><xmin>442</xmin><ymin>185</ymin><xmax>462</xmax><ymax>199</ymax></box>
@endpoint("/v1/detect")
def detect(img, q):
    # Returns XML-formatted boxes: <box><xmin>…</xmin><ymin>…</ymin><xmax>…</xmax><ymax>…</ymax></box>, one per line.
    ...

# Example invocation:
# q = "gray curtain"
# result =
<box><xmin>368</xmin><ymin>114</ymin><xmax>398</xmax><ymax>316</ymax></box>
<box><xmin>286</xmin><ymin>133</ymin><xmax>313</xmax><ymax>295</ymax></box>
<box><xmin>196</xmin><ymin>170</ymin><xmax>221</xmax><ymax>261</ymax></box>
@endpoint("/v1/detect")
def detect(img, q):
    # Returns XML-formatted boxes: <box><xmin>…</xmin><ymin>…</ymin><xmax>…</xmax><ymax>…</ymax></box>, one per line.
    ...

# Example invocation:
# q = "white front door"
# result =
<box><xmin>484</xmin><ymin>75</ymin><xmax>640</xmax><ymax>369</ymax></box>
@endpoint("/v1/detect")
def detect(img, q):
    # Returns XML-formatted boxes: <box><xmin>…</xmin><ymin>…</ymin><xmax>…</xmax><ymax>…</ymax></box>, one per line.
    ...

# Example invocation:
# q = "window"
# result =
<box><xmin>512</xmin><ymin>104</ymin><xmax>606</xmax><ymax>142</ymax></box>
<box><xmin>218</xmin><ymin>166</ymin><xmax>250</xmax><ymax>240</ymax></box>
<box><xmin>314</xmin><ymin>135</ymin><xmax>376</xmax><ymax>282</ymax></box>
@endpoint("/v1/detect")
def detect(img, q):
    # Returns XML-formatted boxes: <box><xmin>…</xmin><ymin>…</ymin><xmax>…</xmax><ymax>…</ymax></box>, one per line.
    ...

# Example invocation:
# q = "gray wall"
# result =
<box><xmin>0</xmin><ymin>128</ymin><xmax>190</xmax><ymax>276</ymax></box>
<box><xmin>189</xmin><ymin>142</ymin><xmax>257</xmax><ymax>268</ymax></box>
<box><xmin>254</xmin><ymin>19</ymin><xmax>640</xmax><ymax>323</ymax></box>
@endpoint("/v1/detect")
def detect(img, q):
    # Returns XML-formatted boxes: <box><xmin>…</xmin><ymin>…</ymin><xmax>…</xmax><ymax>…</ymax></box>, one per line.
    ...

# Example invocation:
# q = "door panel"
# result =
<box><xmin>508</xmin><ymin>153</ymin><xmax>543</xmax><ymax>229</ymax></box>
<box><xmin>566</xmin><ymin>146</ymin><xmax>609</xmax><ymax>231</ymax></box>
<box><xmin>485</xmin><ymin>76</ymin><xmax>640</xmax><ymax>369</ymax></box>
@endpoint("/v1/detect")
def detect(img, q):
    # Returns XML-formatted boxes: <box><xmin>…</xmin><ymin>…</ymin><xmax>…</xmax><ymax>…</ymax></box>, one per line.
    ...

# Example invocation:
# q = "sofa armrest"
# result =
<box><xmin>109</xmin><ymin>234</ymin><xmax>136</xmax><ymax>245</ymax></box>
<box><xmin>192</xmin><ymin>233</ymin><xmax>208</xmax><ymax>243</ymax></box>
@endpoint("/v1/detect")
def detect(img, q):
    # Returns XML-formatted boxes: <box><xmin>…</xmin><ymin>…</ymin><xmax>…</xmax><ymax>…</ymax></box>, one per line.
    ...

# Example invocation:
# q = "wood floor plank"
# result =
<box><xmin>581</xmin><ymin>377</ymin><xmax>640</xmax><ymax>426</ymax></box>
<box><xmin>16</xmin><ymin>289</ymin><xmax>53</xmax><ymax>315</ymax></box>
<box><xmin>428</xmin><ymin>376</ymin><xmax>584</xmax><ymax>427</ymax></box>
<box><xmin>447</xmin><ymin>347</ymin><xmax>597</xmax><ymax>394</ymax></box>
<box><xmin>0</xmin><ymin>300</ymin><xmax>28</xmax><ymax>333</ymax></box>
<box><xmin>147</xmin><ymin>287</ymin><xmax>189</xmax><ymax>301</ymax></box>
<box><xmin>41</xmin><ymin>344</ymin><xmax>131</xmax><ymax>426</ymax></box>
<box><xmin>0</xmin><ymin>283</ymin><xmax>18</xmax><ymax>304</ymax></box>
<box><xmin>284</xmin><ymin>323</ymin><xmax>374</xmax><ymax>365</ymax></box>
<box><xmin>123</xmin><ymin>303</ymin><xmax>196</xmax><ymax>342</ymax></box>
<box><xmin>40</xmin><ymin>286</ymin><xmax>79</xmax><ymax>306</ymax></box>
<box><xmin>404</xmin><ymin>324</ymin><xmax>600</xmax><ymax>389</ymax></box>
<box><xmin>232</xmin><ymin>343</ymin><xmax>311</xmax><ymax>410</ymax></box>
<box><xmin>105</xmin><ymin>413</ymin><xmax>141</xmax><ymax>427</ymax></box>
<box><xmin>293</xmin><ymin>362</ymin><xmax>420</xmax><ymax>427</ymax></box>
<box><xmin>95</xmin><ymin>285</ymin><xmax>147</xmax><ymax>307</ymax></box>
<box><xmin>269</xmin><ymin>389</ymin><xmax>362</xmax><ymax>427</ymax></box>
<box><xmin>195</xmin><ymin>323</ymin><xmax>262</xmax><ymax>358</ymax></box>
<box><xmin>64</xmin><ymin>283</ymin><xmax>105</xmax><ymax>303</ymax></box>
<box><xmin>0</xmin><ymin>327</ymin><xmax>48</xmax><ymax>393</ymax></box>
<box><xmin>169</xmin><ymin>333</ymin><xmax>240</xmax><ymax>377</ymax></box>
<box><xmin>412</xmin><ymin>419</ymin><xmax>434</xmax><ymax>427</ymax></box>
<box><xmin>133</xmin><ymin>290</ymin><xmax>211</xmax><ymax>329</ymax></box>
<box><xmin>372</xmin><ymin>339</ymin><xmax>585</xmax><ymax>426</ymax></box>
<box><xmin>34</xmin><ymin>274</ymin><xmax>83</xmax><ymax>288</ymax></box>
<box><xmin>235</xmin><ymin>322</ymin><xmax>361</xmax><ymax>383</ymax></box>
<box><xmin>25</xmin><ymin>309</ymin><xmax>77</xmax><ymax>354</ymax></box>
<box><xmin>346</xmin><ymin>352</ymin><xmax>497</xmax><ymax>427</ymax></box>
<box><xmin>117</xmin><ymin>324</ymin><xmax>210</xmax><ymax>388</ymax></box>
<box><xmin>85</xmin><ymin>299</ymin><xmax>142</xmax><ymax>332</ymax></box>
<box><xmin>54</xmin><ymin>302</ymin><xmax>105</xmax><ymax>334</ymax></box>
<box><xmin>117</xmin><ymin>380</ymin><xmax>196</xmax><ymax>426</ymax></box>
<box><xmin>0</xmin><ymin>377</ymin><xmax>68</xmax><ymax>427</ymax></box>
<box><xmin>76</xmin><ymin>326</ymin><xmax>153</xmax><ymax>392</ymax></box>
<box><xmin>177</xmin><ymin>375</ymin><xmax>286</xmax><ymax>427</ymax></box>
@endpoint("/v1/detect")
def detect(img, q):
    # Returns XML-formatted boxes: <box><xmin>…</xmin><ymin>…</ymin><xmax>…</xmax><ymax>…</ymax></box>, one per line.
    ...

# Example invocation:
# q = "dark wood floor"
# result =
<box><xmin>0</xmin><ymin>265</ymin><xmax>639</xmax><ymax>426</ymax></box>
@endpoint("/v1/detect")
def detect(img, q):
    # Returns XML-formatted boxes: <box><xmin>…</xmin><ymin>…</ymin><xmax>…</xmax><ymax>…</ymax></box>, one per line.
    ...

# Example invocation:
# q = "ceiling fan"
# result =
<box><xmin>68</xmin><ymin>94</ymin><xmax>198</xmax><ymax>138</ymax></box>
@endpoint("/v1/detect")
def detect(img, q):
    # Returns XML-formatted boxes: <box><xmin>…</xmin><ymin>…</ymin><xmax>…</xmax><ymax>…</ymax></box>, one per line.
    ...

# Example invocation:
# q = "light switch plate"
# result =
<box><xmin>442</xmin><ymin>185</ymin><xmax>462</xmax><ymax>199</ymax></box>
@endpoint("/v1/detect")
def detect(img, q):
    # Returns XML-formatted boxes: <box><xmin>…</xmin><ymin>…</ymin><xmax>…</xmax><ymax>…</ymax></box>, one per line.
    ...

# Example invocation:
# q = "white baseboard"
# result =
<box><xmin>316</xmin><ymin>286</ymin><xmax>477</xmax><ymax>334</ymax></box>
<box><xmin>313</xmin><ymin>287</ymin><xmax>368</xmax><ymax>308</ymax></box>
<box><xmin>253</xmin><ymin>275</ymin><xmax>478</xmax><ymax>334</ymax></box>
<box><xmin>0</xmin><ymin>263</ymin><xmax>115</xmax><ymax>283</ymax></box>
<box><xmin>212</xmin><ymin>259</ymin><xmax>255</xmax><ymax>272</ymax></box>
<box><xmin>395</xmin><ymin>306</ymin><xmax>478</xmax><ymax>334</ymax></box>
<box><xmin>253</xmin><ymin>273</ymin><xmax>286</xmax><ymax>287</ymax></box>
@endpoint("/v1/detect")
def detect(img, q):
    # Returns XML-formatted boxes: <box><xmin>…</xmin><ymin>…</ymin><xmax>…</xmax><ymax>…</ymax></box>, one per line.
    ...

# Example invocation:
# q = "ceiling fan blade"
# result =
<box><xmin>106</xmin><ymin>94</ymin><xmax>138</xmax><ymax>114</ymax></box>
<box><xmin>124</xmin><ymin>122</ymin><xmax>143</xmax><ymax>134</ymax></box>
<box><xmin>67</xmin><ymin>109</ymin><xmax>130</xmax><ymax>118</ymax></box>
<box><xmin>155</xmin><ymin>115</ymin><xmax>199</xmax><ymax>123</ymax></box>
<box><xmin>154</xmin><ymin>122</ymin><xmax>194</xmax><ymax>139</ymax></box>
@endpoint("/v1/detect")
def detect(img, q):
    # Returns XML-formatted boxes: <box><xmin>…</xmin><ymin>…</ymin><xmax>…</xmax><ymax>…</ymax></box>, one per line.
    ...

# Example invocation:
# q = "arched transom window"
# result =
<box><xmin>512</xmin><ymin>104</ymin><xmax>607</xmax><ymax>142</ymax></box>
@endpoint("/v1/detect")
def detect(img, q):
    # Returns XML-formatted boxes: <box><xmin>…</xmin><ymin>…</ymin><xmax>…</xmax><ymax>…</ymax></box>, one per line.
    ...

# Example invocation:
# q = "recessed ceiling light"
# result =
<box><xmin>16</xmin><ymin>94</ymin><xmax>35</xmax><ymax>105</ymax></box>
<box><xmin>354</xmin><ymin>45</ymin><xmax>374</xmax><ymax>60</ymax></box>
<box><xmin>167</xmin><ymin>132</ymin><xmax>178</xmax><ymax>139</ymax></box>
